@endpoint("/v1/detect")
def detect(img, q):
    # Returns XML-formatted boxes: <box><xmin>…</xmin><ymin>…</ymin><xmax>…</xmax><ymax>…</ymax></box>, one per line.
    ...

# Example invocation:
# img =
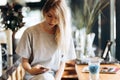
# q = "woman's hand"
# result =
<box><xmin>22</xmin><ymin>58</ymin><xmax>49</xmax><ymax>75</ymax></box>
<box><xmin>30</xmin><ymin>64</ymin><xmax>49</xmax><ymax>75</ymax></box>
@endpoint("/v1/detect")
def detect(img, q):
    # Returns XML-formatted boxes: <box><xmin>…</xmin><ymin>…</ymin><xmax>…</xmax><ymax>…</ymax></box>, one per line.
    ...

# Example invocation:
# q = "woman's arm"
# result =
<box><xmin>22</xmin><ymin>58</ymin><xmax>32</xmax><ymax>73</ymax></box>
<box><xmin>55</xmin><ymin>61</ymin><xmax>66</xmax><ymax>80</ymax></box>
<box><xmin>22</xmin><ymin>58</ymin><xmax>49</xmax><ymax>75</ymax></box>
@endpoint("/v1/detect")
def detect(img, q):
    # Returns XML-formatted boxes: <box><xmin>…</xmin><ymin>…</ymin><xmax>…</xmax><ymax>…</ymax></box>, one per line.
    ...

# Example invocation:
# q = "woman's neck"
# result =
<box><xmin>42</xmin><ymin>21</ymin><xmax>56</xmax><ymax>34</ymax></box>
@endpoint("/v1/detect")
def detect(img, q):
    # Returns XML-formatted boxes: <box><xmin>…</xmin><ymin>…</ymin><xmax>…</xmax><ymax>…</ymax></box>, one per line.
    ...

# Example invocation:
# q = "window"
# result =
<box><xmin>0</xmin><ymin>0</ymin><xmax>7</xmax><ymax>6</ymax></box>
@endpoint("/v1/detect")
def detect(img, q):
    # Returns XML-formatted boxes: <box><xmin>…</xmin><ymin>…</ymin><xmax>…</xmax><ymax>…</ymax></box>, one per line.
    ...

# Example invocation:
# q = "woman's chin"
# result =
<box><xmin>49</xmin><ymin>25</ymin><xmax>55</xmax><ymax>28</ymax></box>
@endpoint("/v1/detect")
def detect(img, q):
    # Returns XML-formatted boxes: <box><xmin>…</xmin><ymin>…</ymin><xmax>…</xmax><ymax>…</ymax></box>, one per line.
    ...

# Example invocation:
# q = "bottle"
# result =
<box><xmin>101</xmin><ymin>40</ymin><xmax>112</xmax><ymax>62</ymax></box>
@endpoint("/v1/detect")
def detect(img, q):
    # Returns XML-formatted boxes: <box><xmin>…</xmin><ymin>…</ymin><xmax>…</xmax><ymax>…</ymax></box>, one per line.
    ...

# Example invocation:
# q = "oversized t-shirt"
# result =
<box><xmin>15</xmin><ymin>23</ymin><xmax>76</xmax><ymax>78</ymax></box>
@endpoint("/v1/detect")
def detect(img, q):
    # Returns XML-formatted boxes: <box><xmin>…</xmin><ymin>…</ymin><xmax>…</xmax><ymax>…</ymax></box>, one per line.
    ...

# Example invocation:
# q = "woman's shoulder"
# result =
<box><xmin>27</xmin><ymin>23</ymin><xmax>41</xmax><ymax>30</ymax></box>
<box><xmin>25</xmin><ymin>23</ymin><xmax>42</xmax><ymax>34</ymax></box>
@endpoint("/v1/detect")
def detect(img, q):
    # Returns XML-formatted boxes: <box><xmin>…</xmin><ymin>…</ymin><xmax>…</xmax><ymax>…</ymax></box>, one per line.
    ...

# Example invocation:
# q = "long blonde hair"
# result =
<box><xmin>42</xmin><ymin>0</ymin><xmax>72</xmax><ymax>54</ymax></box>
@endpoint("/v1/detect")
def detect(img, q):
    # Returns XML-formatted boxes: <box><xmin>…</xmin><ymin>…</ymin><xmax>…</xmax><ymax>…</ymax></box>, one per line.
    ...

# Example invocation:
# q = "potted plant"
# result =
<box><xmin>71</xmin><ymin>0</ymin><xmax>109</xmax><ymax>59</ymax></box>
<box><xmin>0</xmin><ymin>3</ymin><xmax>25</xmax><ymax>31</ymax></box>
<box><xmin>0</xmin><ymin>2</ymin><xmax>25</xmax><ymax>60</ymax></box>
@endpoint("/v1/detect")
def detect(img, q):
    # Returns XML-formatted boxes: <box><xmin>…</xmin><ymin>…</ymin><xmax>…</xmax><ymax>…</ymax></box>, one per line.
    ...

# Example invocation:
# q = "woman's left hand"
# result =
<box><xmin>30</xmin><ymin>64</ymin><xmax>49</xmax><ymax>75</ymax></box>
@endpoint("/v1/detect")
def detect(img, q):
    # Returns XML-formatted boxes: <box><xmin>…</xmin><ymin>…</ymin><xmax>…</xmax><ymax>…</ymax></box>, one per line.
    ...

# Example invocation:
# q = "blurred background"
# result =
<box><xmin>0</xmin><ymin>0</ymin><xmax>120</xmax><ymax>71</ymax></box>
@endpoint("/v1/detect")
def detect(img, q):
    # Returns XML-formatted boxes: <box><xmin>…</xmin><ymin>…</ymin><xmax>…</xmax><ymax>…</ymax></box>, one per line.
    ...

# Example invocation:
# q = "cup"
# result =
<box><xmin>88</xmin><ymin>57</ymin><xmax>101</xmax><ymax>80</ymax></box>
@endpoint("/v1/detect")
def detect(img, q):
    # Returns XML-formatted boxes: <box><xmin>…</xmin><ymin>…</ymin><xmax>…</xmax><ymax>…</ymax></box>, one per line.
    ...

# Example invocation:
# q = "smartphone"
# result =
<box><xmin>40</xmin><ymin>66</ymin><xmax>49</xmax><ymax>71</ymax></box>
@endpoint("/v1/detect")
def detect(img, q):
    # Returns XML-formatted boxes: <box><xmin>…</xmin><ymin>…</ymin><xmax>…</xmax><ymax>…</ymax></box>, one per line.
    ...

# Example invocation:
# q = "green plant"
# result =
<box><xmin>72</xmin><ymin>0</ymin><xmax>109</xmax><ymax>34</ymax></box>
<box><xmin>0</xmin><ymin>3</ymin><xmax>25</xmax><ymax>31</ymax></box>
<box><xmin>84</xmin><ymin>0</ymin><xmax>109</xmax><ymax>34</ymax></box>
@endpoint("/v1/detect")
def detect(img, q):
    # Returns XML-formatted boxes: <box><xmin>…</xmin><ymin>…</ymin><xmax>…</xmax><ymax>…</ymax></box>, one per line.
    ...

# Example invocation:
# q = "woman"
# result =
<box><xmin>16</xmin><ymin>0</ymin><xmax>76</xmax><ymax>80</ymax></box>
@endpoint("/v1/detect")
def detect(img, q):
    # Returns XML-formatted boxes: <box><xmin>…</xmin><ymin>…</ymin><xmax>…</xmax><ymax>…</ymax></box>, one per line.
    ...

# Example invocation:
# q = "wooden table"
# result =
<box><xmin>75</xmin><ymin>64</ymin><xmax>120</xmax><ymax>80</ymax></box>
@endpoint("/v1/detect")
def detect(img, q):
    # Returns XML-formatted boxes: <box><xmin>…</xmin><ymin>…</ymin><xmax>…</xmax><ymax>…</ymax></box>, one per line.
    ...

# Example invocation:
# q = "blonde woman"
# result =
<box><xmin>16</xmin><ymin>0</ymin><xmax>76</xmax><ymax>80</ymax></box>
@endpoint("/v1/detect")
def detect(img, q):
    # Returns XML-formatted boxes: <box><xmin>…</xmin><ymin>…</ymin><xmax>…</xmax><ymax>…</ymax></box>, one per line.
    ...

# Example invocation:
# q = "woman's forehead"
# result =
<box><xmin>47</xmin><ymin>9</ymin><xmax>59</xmax><ymax>16</ymax></box>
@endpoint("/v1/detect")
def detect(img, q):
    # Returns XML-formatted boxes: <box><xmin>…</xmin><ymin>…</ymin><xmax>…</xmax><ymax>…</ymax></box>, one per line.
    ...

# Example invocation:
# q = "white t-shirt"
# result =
<box><xmin>16</xmin><ymin>23</ymin><xmax>76</xmax><ymax>79</ymax></box>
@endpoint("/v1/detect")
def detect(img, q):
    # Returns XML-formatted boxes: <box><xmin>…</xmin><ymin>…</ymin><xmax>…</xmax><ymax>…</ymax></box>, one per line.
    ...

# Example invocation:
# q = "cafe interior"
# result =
<box><xmin>0</xmin><ymin>0</ymin><xmax>120</xmax><ymax>80</ymax></box>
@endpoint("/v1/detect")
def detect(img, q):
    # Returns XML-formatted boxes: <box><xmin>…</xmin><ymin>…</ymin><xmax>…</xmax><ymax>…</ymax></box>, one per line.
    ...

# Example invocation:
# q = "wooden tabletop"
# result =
<box><xmin>75</xmin><ymin>64</ymin><xmax>120</xmax><ymax>80</ymax></box>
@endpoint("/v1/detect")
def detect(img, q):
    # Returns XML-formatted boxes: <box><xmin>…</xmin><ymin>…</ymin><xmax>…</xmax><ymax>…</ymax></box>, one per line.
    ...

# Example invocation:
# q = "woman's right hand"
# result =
<box><xmin>29</xmin><ymin>64</ymin><xmax>49</xmax><ymax>75</ymax></box>
<box><xmin>22</xmin><ymin>58</ymin><xmax>49</xmax><ymax>75</ymax></box>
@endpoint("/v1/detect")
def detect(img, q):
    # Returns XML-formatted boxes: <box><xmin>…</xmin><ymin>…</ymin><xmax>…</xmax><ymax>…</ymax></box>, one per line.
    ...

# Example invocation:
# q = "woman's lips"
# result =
<box><xmin>48</xmin><ymin>23</ymin><xmax>54</xmax><ymax>26</ymax></box>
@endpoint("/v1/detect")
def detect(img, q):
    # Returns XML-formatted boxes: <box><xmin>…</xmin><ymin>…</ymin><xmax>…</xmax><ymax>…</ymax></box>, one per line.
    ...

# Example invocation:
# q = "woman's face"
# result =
<box><xmin>44</xmin><ymin>9</ymin><xmax>59</xmax><ymax>29</ymax></box>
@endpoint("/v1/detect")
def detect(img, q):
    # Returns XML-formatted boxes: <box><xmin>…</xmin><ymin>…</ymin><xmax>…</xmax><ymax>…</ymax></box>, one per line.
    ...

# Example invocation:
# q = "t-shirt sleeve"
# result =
<box><xmin>61</xmin><ymin>37</ymin><xmax>76</xmax><ymax>62</ymax></box>
<box><xmin>15</xmin><ymin>29</ymin><xmax>32</xmax><ymax>59</ymax></box>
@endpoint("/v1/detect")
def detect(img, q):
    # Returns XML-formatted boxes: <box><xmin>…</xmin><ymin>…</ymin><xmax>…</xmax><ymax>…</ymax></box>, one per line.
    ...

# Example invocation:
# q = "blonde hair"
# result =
<box><xmin>42</xmin><ymin>0</ymin><xmax>72</xmax><ymax>54</ymax></box>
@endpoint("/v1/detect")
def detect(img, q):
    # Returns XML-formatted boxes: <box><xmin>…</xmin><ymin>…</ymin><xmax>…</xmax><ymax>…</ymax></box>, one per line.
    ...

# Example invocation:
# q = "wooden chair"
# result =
<box><xmin>7</xmin><ymin>64</ymin><xmax>25</xmax><ymax>80</ymax></box>
<box><xmin>62</xmin><ymin>60</ymin><xmax>78</xmax><ymax>80</ymax></box>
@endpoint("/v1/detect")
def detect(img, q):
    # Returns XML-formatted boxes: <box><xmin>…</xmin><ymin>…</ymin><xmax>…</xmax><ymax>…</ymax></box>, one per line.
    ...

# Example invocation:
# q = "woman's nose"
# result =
<box><xmin>50</xmin><ymin>18</ymin><xmax>57</xmax><ymax>24</ymax></box>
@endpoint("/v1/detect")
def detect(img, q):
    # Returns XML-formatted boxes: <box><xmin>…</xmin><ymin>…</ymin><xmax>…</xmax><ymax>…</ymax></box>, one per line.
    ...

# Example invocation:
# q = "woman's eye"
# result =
<box><xmin>47</xmin><ymin>14</ymin><xmax>52</xmax><ymax>17</ymax></box>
